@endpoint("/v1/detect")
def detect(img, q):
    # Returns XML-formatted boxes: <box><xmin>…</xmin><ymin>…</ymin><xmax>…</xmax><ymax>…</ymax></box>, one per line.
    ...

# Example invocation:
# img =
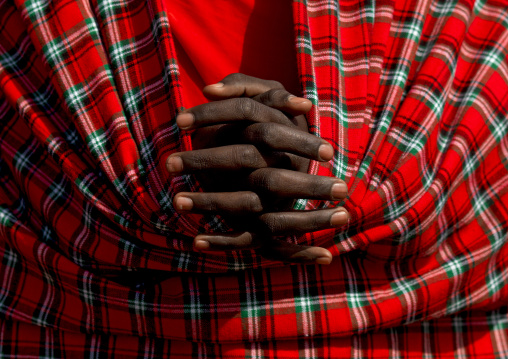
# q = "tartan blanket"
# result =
<box><xmin>1</xmin><ymin>0</ymin><xmax>508</xmax><ymax>357</ymax></box>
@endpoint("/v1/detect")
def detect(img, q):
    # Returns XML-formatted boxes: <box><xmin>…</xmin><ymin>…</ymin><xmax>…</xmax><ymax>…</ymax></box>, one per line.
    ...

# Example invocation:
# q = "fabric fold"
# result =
<box><xmin>1</xmin><ymin>0</ymin><xmax>507</xmax><ymax>352</ymax></box>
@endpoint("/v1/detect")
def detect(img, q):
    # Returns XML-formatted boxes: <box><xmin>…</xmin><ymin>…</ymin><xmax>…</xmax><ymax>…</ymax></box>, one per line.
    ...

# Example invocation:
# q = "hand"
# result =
<box><xmin>167</xmin><ymin>74</ymin><xmax>348</xmax><ymax>264</ymax></box>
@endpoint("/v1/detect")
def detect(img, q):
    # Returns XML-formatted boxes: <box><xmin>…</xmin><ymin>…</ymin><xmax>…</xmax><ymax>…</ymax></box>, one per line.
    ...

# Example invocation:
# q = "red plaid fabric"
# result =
<box><xmin>1</xmin><ymin>0</ymin><xmax>507</xmax><ymax>357</ymax></box>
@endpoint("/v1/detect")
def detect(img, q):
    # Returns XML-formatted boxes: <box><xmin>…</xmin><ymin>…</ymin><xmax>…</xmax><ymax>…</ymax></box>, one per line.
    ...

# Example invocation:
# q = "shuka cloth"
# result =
<box><xmin>1</xmin><ymin>0</ymin><xmax>508</xmax><ymax>357</ymax></box>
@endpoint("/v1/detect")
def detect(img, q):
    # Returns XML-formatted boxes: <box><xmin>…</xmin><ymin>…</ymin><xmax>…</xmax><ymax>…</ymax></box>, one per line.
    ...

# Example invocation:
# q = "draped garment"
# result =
<box><xmin>1</xmin><ymin>0</ymin><xmax>508</xmax><ymax>357</ymax></box>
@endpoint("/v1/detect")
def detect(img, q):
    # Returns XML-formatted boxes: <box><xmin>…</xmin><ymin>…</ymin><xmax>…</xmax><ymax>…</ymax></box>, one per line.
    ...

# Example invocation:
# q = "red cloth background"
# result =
<box><xmin>168</xmin><ymin>0</ymin><xmax>301</xmax><ymax>107</ymax></box>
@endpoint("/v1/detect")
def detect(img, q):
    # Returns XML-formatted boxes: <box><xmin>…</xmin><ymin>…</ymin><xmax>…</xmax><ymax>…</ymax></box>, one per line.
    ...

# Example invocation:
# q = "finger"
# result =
<box><xmin>252</xmin><ymin>88</ymin><xmax>312</xmax><ymax>116</ymax></box>
<box><xmin>166</xmin><ymin>151</ymin><xmax>315</xmax><ymax>184</ymax></box>
<box><xmin>259</xmin><ymin>208</ymin><xmax>349</xmax><ymax>236</ymax></box>
<box><xmin>176</xmin><ymin>97</ymin><xmax>294</xmax><ymax>130</ymax></box>
<box><xmin>241</xmin><ymin>123</ymin><xmax>333</xmax><ymax>161</ymax></box>
<box><xmin>194</xmin><ymin>123</ymin><xmax>333</xmax><ymax>162</ymax></box>
<box><xmin>193</xmin><ymin>208</ymin><xmax>349</xmax><ymax>249</ymax></box>
<box><xmin>248</xmin><ymin>168</ymin><xmax>348</xmax><ymax>201</ymax></box>
<box><xmin>194</xmin><ymin>233</ymin><xmax>333</xmax><ymax>265</ymax></box>
<box><xmin>202</xmin><ymin>73</ymin><xmax>312</xmax><ymax>116</ymax></box>
<box><xmin>194</xmin><ymin>232</ymin><xmax>258</xmax><ymax>251</ymax></box>
<box><xmin>166</xmin><ymin>145</ymin><xmax>272</xmax><ymax>175</ymax></box>
<box><xmin>203</xmin><ymin>73</ymin><xmax>285</xmax><ymax>100</ymax></box>
<box><xmin>173</xmin><ymin>192</ymin><xmax>263</xmax><ymax>215</ymax></box>
<box><xmin>259</xmin><ymin>240</ymin><xmax>333</xmax><ymax>265</ymax></box>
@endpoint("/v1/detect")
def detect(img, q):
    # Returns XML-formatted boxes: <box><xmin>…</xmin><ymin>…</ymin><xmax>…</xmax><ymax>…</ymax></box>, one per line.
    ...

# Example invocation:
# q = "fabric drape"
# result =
<box><xmin>1</xmin><ymin>0</ymin><xmax>507</xmax><ymax>356</ymax></box>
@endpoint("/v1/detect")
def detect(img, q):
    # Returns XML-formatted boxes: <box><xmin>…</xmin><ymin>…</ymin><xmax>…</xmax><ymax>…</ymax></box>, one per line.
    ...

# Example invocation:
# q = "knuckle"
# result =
<box><xmin>224</xmin><ymin>73</ymin><xmax>246</xmax><ymax>84</ymax></box>
<box><xmin>236</xmin><ymin>98</ymin><xmax>258</xmax><ymax>120</ymax></box>
<box><xmin>260</xmin><ymin>213</ymin><xmax>287</xmax><ymax>234</ymax></box>
<box><xmin>259</xmin><ymin>123</ymin><xmax>279</xmax><ymax>144</ymax></box>
<box><xmin>249</xmin><ymin>168</ymin><xmax>276</xmax><ymax>191</ymax></box>
<box><xmin>302</xmin><ymin>176</ymin><xmax>332</xmax><ymax>198</ymax></box>
<box><xmin>232</xmin><ymin>145</ymin><xmax>264</xmax><ymax>168</ymax></box>
<box><xmin>249</xmin><ymin>123</ymin><xmax>276</xmax><ymax>144</ymax></box>
<box><xmin>268</xmin><ymin>88</ymin><xmax>291</xmax><ymax>105</ymax></box>
<box><xmin>245</xmin><ymin>192</ymin><xmax>263</xmax><ymax>213</ymax></box>
<box><xmin>258</xmin><ymin>88</ymin><xmax>288</xmax><ymax>107</ymax></box>
<box><xmin>189</xmin><ymin>152</ymin><xmax>210</xmax><ymax>170</ymax></box>
<box><xmin>315</xmin><ymin>179</ymin><xmax>335</xmax><ymax>198</ymax></box>
<box><xmin>266</xmin><ymin>80</ymin><xmax>284</xmax><ymax>89</ymax></box>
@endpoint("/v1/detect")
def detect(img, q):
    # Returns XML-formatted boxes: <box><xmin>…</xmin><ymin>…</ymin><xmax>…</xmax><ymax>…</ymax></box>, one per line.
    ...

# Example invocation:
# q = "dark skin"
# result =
<box><xmin>167</xmin><ymin>74</ymin><xmax>349</xmax><ymax>265</ymax></box>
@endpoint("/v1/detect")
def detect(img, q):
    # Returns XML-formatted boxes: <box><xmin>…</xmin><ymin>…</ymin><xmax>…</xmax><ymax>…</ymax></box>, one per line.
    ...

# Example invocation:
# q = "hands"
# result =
<box><xmin>167</xmin><ymin>74</ymin><xmax>349</xmax><ymax>265</ymax></box>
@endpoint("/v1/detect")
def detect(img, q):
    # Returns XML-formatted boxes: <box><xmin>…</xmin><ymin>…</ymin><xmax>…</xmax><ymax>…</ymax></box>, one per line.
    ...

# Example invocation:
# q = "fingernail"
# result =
<box><xmin>330</xmin><ymin>211</ymin><xmax>349</xmax><ymax>226</ymax></box>
<box><xmin>176</xmin><ymin>113</ymin><xmax>194</xmax><ymax>129</ymax></box>
<box><xmin>175</xmin><ymin>196</ymin><xmax>193</xmax><ymax>211</ymax></box>
<box><xmin>331</xmin><ymin>182</ymin><xmax>348</xmax><ymax>200</ymax></box>
<box><xmin>166</xmin><ymin>156</ymin><xmax>183</xmax><ymax>173</ymax></box>
<box><xmin>318</xmin><ymin>143</ymin><xmax>334</xmax><ymax>161</ymax></box>
<box><xmin>208</xmin><ymin>82</ymin><xmax>224</xmax><ymax>88</ymax></box>
<box><xmin>315</xmin><ymin>256</ymin><xmax>332</xmax><ymax>265</ymax></box>
<box><xmin>288</xmin><ymin>96</ymin><xmax>310</xmax><ymax>105</ymax></box>
<box><xmin>194</xmin><ymin>239</ymin><xmax>210</xmax><ymax>251</ymax></box>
